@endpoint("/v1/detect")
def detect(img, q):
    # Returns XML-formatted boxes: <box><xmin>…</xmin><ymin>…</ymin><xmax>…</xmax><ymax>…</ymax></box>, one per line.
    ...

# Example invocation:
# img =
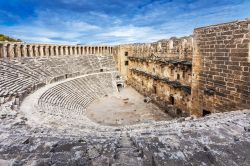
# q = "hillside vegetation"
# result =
<box><xmin>0</xmin><ymin>34</ymin><xmax>22</xmax><ymax>42</ymax></box>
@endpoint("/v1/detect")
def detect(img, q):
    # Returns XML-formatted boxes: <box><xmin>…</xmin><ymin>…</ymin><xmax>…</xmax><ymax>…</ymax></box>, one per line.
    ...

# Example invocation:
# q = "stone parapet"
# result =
<box><xmin>0</xmin><ymin>42</ymin><xmax>114</xmax><ymax>59</ymax></box>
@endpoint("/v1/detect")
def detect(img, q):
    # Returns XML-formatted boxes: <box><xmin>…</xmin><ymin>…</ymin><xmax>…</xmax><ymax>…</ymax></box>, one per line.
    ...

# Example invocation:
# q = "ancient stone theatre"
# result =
<box><xmin>0</xmin><ymin>1</ymin><xmax>250</xmax><ymax>165</ymax></box>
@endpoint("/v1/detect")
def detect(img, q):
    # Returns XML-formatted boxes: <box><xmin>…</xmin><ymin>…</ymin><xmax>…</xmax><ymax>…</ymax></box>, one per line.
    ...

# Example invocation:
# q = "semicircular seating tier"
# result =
<box><xmin>0</xmin><ymin>55</ymin><xmax>117</xmax><ymax>111</ymax></box>
<box><xmin>37</xmin><ymin>72</ymin><xmax>119</xmax><ymax>120</ymax></box>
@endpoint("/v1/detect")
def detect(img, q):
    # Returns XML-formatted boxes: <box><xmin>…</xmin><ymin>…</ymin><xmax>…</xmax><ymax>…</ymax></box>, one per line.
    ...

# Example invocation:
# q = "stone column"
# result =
<box><xmin>14</xmin><ymin>44</ymin><xmax>20</xmax><ymax>58</ymax></box>
<box><xmin>2</xmin><ymin>44</ymin><xmax>7</xmax><ymax>58</ymax></box>
<box><xmin>7</xmin><ymin>44</ymin><xmax>15</xmax><ymax>58</ymax></box>
<box><xmin>78</xmin><ymin>46</ymin><xmax>80</xmax><ymax>55</ymax></box>
<box><xmin>0</xmin><ymin>44</ymin><xmax>3</xmax><ymax>58</ymax></box>
<box><xmin>60</xmin><ymin>46</ymin><xmax>63</xmax><ymax>56</ymax></box>
<box><xmin>95</xmin><ymin>46</ymin><xmax>98</xmax><ymax>54</ymax></box>
<box><xmin>21</xmin><ymin>45</ymin><xmax>26</xmax><ymax>57</ymax></box>
<box><xmin>27</xmin><ymin>45</ymin><xmax>33</xmax><ymax>57</ymax></box>
<box><xmin>17</xmin><ymin>44</ymin><xmax>22</xmax><ymax>57</ymax></box>
<box><xmin>30</xmin><ymin>45</ymin><xmax>34</xmax><ymax>57</ymax></box>
<box><xmin>65</xmin><ymin>46</ymin><xmax>68</xmax><ymax>55</ymax></box>
<box><xmin>74</xmin><ymin>46</ymin><xmax>77</xmax><ymax>55</ymax></box>
<box><xmin>35</xmin><ymin>45</ymin><xmax>39</xmax><ymax>57</ymax></box>
<box><xmin>46</xmin><ymin>46</ymin><xmax>50</xmax><ymax>56</ymax></box>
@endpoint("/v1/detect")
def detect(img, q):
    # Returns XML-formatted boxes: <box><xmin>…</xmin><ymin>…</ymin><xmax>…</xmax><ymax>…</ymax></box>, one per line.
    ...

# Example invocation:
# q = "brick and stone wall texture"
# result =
<box><xmin>191</xmin><ymin>20</ymin><xmax>250</xmax><ymax>116</ymax></box>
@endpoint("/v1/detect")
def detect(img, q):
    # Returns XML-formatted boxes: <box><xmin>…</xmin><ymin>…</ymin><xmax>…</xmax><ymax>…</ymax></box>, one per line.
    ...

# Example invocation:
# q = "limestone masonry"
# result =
<box><xmin>114</xmin><ymin>19</ymin><xmax>250</xmax><ymax>117</ymax></box>
<box><xmin>0</xmin><ymin>19</ymin><xmax>249</xmax><ymax>165</ymax></box>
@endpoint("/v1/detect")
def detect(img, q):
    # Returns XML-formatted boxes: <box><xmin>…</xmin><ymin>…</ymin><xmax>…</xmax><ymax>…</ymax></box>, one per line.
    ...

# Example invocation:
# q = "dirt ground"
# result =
<box><xmin>86</xmin><ymin>86</ymin><xmax>172</xmax><ymax>126</ymax></box>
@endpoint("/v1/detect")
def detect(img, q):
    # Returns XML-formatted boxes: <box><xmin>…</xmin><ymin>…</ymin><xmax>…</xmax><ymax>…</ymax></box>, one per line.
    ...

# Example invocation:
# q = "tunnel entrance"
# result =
<box><xmin>117</xmin><ymin>83</ymin><xmax>123</xmax><ymax>92</ymax></box>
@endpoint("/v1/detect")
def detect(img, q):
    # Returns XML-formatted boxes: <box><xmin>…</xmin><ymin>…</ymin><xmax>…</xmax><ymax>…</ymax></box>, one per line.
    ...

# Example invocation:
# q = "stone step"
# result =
<box><xmin>112</xmin><ymin>132</ymin><xmax>144</xmax><ymax>166</ymax></box>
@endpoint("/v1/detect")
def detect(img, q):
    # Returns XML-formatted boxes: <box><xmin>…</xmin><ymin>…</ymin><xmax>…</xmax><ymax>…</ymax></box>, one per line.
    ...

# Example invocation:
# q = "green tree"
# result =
<box><xmin>0</xmin><ymin>34</ymin><xmax>22</xmax><ymax>42</ymax></box>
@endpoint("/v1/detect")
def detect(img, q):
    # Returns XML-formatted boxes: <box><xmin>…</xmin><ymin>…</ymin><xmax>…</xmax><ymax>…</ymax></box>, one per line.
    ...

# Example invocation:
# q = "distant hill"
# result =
<box><xmin>0</xmin><ymin>34</ymin><xmax>22</xmax><ymax>42</ymax></box>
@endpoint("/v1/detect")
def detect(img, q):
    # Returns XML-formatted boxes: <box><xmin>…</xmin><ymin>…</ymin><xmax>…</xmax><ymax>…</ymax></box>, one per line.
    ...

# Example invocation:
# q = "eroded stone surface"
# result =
<box><xmin>0</xmin><ymin>107</ymin><xmax>249</xmax><ymax>165</ymax></box>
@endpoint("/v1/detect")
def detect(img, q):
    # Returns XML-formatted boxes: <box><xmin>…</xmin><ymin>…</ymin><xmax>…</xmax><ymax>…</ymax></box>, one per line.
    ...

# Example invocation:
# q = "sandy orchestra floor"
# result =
<box><xmin>86</xmin><ymin>86</ymin><xmax>172</xmax><ymax>126</ymax></box>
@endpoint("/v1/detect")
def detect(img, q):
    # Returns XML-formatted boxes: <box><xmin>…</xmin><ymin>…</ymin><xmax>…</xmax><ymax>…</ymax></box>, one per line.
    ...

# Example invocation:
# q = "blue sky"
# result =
<box><xmin>0</xmin><ymin>0</ymin><xmax>249</xmax><ymax>45</ymax></box>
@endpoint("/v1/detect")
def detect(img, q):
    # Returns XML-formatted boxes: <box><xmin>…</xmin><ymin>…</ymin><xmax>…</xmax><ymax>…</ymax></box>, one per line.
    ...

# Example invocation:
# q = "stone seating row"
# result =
<box><xmin>37</xmin><ymin>72</ymin><xmax>118</xmax><ymax>120</ymax></box>
<box><xmin>0</xmin><ymin>55</ymin><xmax>116</xmax><ymax>109</ymax></box>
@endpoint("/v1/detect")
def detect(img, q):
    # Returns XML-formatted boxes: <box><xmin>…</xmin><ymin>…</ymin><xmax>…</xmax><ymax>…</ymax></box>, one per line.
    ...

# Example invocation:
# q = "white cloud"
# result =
<box><xmin>1</xmin><ymin>0</ymin><xmax>249</xmax><ymax>45</ymax></box>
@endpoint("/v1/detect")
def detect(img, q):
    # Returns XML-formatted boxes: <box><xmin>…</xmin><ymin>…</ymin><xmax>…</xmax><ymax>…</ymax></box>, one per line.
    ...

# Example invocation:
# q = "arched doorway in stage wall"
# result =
<box><xmin>169</xmin><ymin>95</ymin><xmax>175</xmax><ymax>105</ymax></box>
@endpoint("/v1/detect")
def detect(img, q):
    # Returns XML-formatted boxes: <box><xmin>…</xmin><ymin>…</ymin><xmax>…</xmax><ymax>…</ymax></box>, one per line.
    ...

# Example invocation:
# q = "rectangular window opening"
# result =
<box><xmin>125</xmin><ymin>61</ymin><xmax>129</xmax><ymax>66</ymax></box>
